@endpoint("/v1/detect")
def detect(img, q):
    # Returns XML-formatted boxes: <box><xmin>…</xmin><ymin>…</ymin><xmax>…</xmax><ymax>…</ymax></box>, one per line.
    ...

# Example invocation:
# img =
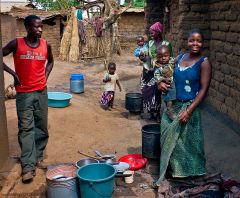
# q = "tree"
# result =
<box><xmin>31</xmin><ymin>0</ymin><xmax>79</xmax><ymax>10</ymax></box>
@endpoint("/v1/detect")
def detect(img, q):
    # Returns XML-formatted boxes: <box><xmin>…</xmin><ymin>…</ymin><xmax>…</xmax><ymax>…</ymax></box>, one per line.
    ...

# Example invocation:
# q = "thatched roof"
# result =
<box><xmin>2</xmin><ymin>5</ymin><xmax>65</xmax><ymax>21</ymax></box>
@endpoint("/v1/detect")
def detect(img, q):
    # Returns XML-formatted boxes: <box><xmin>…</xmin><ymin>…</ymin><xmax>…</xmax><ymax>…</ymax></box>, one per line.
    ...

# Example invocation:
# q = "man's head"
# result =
<box><xmin>136</xmin><ymin>36</ymin><xmax>145</xmax><ymax>47</ymax></box>
<box><xmin>24</xmin><ymin>15</ymin><xmax>43</xmax><ymax>38</ymax></box>
<box><xmin>157</xmin><ymin>45</ymin><xmax>170</xmax><ymax>65</ymax></box>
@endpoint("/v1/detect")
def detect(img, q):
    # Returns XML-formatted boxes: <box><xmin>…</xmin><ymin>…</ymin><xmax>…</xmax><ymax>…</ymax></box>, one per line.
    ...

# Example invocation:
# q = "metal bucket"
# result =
<box><xmin>46</xmin><ymin>164</ymin><xmax>79</xmax><ymax>198</ymax></box>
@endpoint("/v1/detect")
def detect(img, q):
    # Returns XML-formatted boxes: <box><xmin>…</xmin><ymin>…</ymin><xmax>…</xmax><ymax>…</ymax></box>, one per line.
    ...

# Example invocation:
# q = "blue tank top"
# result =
<box><xmin>173</xmin><ymin>54</ymin><xmax>207</xmax><ymax>101</ymax></box>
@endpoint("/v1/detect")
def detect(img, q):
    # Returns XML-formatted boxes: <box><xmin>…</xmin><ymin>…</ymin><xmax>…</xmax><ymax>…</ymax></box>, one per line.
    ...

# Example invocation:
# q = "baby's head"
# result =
<box><xmin>157</xmin><ymin>45</ymin><xmax>170</xmax><ymax>65</ymax></box>
<box><xmin>108</xmin><ymin>62</ymin><xmax>116</xmax><ymax>74</ymax></box>
<box><xmin>136</xmin><ymin>36</ymin><xmax>145</xmax><ymax>47</ymax></box>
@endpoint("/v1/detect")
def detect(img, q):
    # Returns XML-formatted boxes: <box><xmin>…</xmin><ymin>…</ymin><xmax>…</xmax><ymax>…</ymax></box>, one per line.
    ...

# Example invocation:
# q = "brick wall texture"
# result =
<box><xmin>118</xmin><ymin>12</ymin><xmax>145</xmax><ymax>51</ymax></box>
<box><xmin>1</xmin><ymin>15</ymin><xmax>61</xmax><ymax>57</ymax></box>
<box><xmin>146</xmin><ymin>0</ymin><xmax>240</xmax><ymax>123</ymax></box>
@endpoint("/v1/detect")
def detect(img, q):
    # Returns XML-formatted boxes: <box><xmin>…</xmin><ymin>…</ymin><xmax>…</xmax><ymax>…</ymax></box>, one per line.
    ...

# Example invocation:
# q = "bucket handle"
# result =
<box><xmin>89</xmin><ymin>182</ymin><xmax>114</xmax><ymax>197</ymax></box>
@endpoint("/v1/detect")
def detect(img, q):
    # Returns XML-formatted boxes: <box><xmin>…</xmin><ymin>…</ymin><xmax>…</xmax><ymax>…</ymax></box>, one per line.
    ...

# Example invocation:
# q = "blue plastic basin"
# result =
<box><xmin>48</xmin><ymin>92</ymin><xmax>72</xmax><ymax>108</ymax></box>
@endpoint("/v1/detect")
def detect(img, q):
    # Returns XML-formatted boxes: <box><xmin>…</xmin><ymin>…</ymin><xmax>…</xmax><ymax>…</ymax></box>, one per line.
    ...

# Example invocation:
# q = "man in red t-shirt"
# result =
<box><xmin>2</xmin><ymin>15</ymin><xmax>54</xmax><ymax>182</ymax></box>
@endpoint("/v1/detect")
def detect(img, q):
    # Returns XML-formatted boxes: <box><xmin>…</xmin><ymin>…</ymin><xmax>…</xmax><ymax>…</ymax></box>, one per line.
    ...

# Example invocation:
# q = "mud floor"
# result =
<box><xmin>1</xmin><ymin>52</ymin><xmax>240</xmax><ymax>198</ymax></box>
<box><xmin>1</xmin><ymin>54</ymin><xmax>157</xmax><ymax>197</ymax></box>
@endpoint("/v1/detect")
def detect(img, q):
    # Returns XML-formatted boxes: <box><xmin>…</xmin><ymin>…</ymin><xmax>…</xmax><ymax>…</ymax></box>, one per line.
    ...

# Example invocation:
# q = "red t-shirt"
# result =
<box><xmin>14</xmin><ymin>38</ymin><xmax>48</xmax><ymax>92</ymax></box>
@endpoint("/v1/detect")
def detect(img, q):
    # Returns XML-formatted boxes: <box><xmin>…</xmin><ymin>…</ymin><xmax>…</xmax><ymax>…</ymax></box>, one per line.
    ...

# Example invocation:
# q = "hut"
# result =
<box><xmin>1</xmin><ymin>5</ymin><xmax>65</xmax><ymax>57</ymax></box>
<box><xmin>118</xmin><ymin>7</ymin><xmax>145</xmax><ymax>51</ymax></box>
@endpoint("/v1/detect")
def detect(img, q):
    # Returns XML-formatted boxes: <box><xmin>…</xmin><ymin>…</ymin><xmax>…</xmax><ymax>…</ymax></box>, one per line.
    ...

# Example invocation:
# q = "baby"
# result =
<box><xmin>134</xmin><ymin>36</ymin><xmax>150</xmax><ymax>70</ymax></box>
<box><xmin>100</xmin><ymin>62</ymin><xmax>122</xmax><ymax>109</ymax></box>
<box><xmin>133</xmin><ymin>36</ymin><xmax>148</xmax><ymax>58</ymax></box>
<box><xmin>154</xmin><ymin>45</ymin><xmax>176</xmax><ymax>120</ymax></box>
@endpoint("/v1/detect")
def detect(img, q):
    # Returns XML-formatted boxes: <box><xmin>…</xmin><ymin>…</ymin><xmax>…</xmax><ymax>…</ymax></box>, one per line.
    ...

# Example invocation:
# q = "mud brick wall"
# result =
<box><xmin>146</xmin><ymin>0</ymin><xmax>240</xmax><ymax>123</ymax></box>
<box><xmin>1</xmin><ymin>15</ymin><xmax>16</xmax><ymax>46</ymax></box>
<box><xmin>145</xmin><ymin>0</ymin><xmax>165</xmax><ymax>31</ymax></box>
<box><xmin>0</xmin><ymin>17</ymin><xmax>9</xmax><ymax>168</ymax></box>
<box><xmin>164</xmin><ymin>0</ymin><xmax>211</xmax><ymax>55</ymax></box>
<box><xmin>207</xmin><ymin>0</ymin><xmax>240</xmax><ymax>123</ymax></box>
<box><xmin>118</xmin><ymin>12</ymin><xmax>145</xmax><ymax>51</ymax></box>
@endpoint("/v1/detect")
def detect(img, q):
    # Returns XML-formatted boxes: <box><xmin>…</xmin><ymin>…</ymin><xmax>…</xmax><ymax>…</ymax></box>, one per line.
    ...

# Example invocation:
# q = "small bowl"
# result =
<box><xmin>75</xmin><ymin>158</ymin><xmax>99</xmax><ymax>168</ymax></box>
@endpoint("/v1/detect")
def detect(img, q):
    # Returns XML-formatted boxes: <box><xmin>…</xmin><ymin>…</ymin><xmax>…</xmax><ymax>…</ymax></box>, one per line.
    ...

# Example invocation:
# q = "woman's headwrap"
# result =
<box><xmin>150</xmin><ymin>22</ymin><xmax>163</xmax><ymax>33</ymax></box>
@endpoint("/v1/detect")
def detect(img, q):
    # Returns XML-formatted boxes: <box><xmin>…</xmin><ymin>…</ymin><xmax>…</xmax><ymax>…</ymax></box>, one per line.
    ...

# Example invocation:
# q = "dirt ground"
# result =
<box><xmin>0</xmin><ymin>53</ymin><xmax>158</xmax><ymax>197</ymax></box>
<box><xmin>1</xmin><ymin>52</ymin><xmax>240</xmax><ymax>198</ymax></box>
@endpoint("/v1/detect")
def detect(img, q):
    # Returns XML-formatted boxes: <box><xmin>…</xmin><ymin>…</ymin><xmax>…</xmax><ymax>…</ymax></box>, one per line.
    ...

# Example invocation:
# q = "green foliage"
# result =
<box><xmin>31</xmin><ymin>0</ymin><xmax>79</xmax><ymax>10</ymax></box>
<box><xmin>124</xmin><ymin>0</ymin><xmax>145</xmax><ymax>8</ymax></box>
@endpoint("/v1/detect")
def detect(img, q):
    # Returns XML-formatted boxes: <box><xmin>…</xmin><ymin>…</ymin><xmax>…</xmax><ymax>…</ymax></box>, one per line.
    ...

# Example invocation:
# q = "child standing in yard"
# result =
<box><xmin>154</xmin><ymin>45</ymin><xmax>176</xmax><ymax>120</ymax></box>
<box><xmin>101</xmin><ymin>62</ymin><xmax>122</xmax><ymax>109</ymax></box>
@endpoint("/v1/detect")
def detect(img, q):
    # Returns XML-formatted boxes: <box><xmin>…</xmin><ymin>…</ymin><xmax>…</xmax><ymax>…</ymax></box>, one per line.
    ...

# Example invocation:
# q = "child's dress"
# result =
<box><xmin>100</xmin><ymin>72</ymin><xmax>119</xmax><ymax>107</ymax></box>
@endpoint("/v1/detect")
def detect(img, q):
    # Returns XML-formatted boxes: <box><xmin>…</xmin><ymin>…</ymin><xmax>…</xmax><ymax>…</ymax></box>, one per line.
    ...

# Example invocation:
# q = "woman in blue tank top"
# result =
<box><xmin>154</xmin><ymin>29</ymin><xmax>212</xmax><ymax>189</ymax></box>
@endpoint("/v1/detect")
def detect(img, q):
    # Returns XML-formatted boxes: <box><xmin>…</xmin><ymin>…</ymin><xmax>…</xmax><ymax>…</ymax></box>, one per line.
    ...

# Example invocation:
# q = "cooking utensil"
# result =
<box><xmin>107</xmin><ymin>162</ymin><xmax>119</xmax><ymax>165</ymax></box>
<box><xmin>75</xmin><ymin>158</ymin><xmax>99</xmax><ymax>168</ymax></box>
<box><xmin>112</xmin><ymin>162</ymin><xmax>130</xmax><ymax>172</ymax></box>
<box><xmin>78</xmin><ymin>151</ymin><xmax>101</xmax><ymax>160</ymax></box>
<box><xmin>95</xmin><ymin>150</ymin><xmax>103</xmax><ymax>158</ymax></box>
<box><xmin>99</xmin><ymin>154</ymin><xmax>117</xmax><ymax>163</ymax></box>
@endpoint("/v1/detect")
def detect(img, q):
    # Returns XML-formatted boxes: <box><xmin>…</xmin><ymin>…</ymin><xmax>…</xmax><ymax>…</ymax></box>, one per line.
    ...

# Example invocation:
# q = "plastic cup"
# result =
<box><xmin>123</xmin><ymin>170</ymin><xmax>134</xmax><ymax>184</ymax></box>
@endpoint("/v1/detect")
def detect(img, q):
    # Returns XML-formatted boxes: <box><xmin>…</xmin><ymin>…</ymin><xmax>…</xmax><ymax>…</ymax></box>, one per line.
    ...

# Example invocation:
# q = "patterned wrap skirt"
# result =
<box><xmin>156</xmin><ymin>100</ymin><xmax>206</xmax><ymax>185</ymax></box>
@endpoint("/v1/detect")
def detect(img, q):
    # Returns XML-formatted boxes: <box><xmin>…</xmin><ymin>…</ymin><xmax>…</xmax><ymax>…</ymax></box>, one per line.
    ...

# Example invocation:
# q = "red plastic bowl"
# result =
<box><xmin>118</xmin><ymin>154</ymin><xmax>148</xmax><ymax>171</ymax></box>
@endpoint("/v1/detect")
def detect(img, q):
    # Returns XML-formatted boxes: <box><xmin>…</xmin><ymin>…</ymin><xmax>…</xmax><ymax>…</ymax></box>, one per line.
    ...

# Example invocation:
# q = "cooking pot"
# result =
<box><xmin>99</xmin><ymin>154</ymin><xmax>117</xmax><ymax>163</ymax></box>
<box><xmin>75</xmin><ymin>158</ymin><xmax>99</xmax><ymax>168</ymax></box>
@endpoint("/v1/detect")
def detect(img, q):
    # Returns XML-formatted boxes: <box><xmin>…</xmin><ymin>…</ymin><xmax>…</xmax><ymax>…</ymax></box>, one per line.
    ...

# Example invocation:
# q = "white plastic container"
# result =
<box><xmin>123</xmin><ymin>170</ymin><xmax>134</xmax><ymax>184</ymax></box>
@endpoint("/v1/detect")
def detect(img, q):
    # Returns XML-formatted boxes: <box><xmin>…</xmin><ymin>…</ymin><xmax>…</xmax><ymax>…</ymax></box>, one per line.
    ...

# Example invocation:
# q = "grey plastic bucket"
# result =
<box><xmin>46</xmin><ymin>164</ymin><xmax>79</xmax><ymax>198</ymax></box>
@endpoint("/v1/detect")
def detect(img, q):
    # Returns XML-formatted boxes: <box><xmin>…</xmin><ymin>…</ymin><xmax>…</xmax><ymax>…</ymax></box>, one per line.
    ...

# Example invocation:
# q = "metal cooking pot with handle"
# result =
<box><xmin>99</xmin><ymin>154</ymin><xmax>117</xmax><ymax>164</ymax></box>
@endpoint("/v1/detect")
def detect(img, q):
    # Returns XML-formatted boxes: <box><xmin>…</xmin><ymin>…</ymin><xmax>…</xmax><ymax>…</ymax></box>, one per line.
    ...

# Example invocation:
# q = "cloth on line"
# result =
<box><xmin>78</xmin><ymin>20</ymin><xmax>87</xmax><ymax>44</ymax></box>
<box><xmin>92</xmin><ymin>17</ymin><xmax>104</xmax><ymax>37</ymax></box>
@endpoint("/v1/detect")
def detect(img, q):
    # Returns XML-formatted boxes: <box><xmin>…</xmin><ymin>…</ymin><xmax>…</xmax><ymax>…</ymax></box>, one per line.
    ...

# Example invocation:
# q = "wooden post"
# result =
<box><xmin>0</xmin><ymin>11</ymin><xmax>9</xmax><ymax>168</ymax></box>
